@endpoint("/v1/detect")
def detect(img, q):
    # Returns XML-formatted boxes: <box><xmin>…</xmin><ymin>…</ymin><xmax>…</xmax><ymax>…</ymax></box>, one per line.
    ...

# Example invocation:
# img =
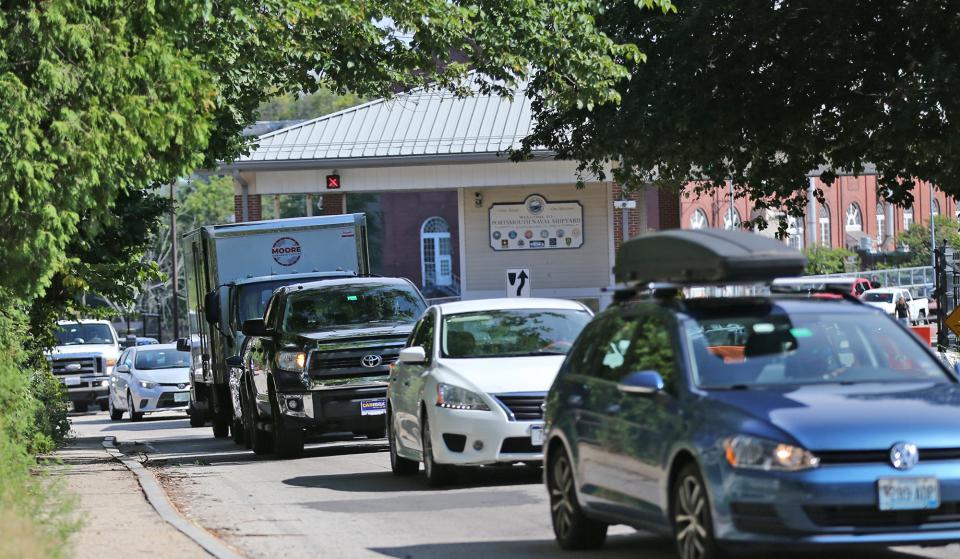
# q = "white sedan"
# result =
<box><xmin>108</xmin><ymin>343</ymin><xmax>191</xmax><ymax>421</ymax></box>
<box><xmin>387</xmin><ymin>298</ymin><xmax>593</xmax><ymax>485</ymax></box>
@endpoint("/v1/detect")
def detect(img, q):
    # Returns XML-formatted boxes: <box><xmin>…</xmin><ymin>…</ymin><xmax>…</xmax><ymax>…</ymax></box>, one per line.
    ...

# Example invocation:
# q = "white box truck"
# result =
<box><xmin>180</xmin><ymin>214</ymin><xmax>369</xmax><ymax>437</ymax></box>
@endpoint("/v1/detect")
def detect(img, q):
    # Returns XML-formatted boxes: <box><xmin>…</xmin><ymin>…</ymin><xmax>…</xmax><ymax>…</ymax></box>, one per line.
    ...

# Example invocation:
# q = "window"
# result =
<box><xmin>410</xmin><ymin>311</ymin><xmax>435</xmax><ymax>363</ymax></box>
<box><xmin>845</xmin><ymin>203</ymin><xmax>863</xmax><ymax>232</ymax></box>
<box><xmin>723</xmin><ymin>206</ymin><xmax>741</xmax><ymax>230</ymax></box>
<box><xmin>54</xmin><ymin>323</ymin><xmax>115</xmax><ymax>346</ymax></box>
<box><xmin>786</xmin><ymin>216</ymin><xmax>804</xmax><ymax>250</ymax></box>
<box><xmin>818</xmin><ymin>203</ymin><xmax>831</xmax><ymax>247</ymax></box>
<box><xmin>904</xmin><ymin>205</ymin><xmax>914</xmax><ymax>230</ymax></box>
<box><xmin>876</xmin><ymin>203</ymin><xmax>886</xmax><ymax>244</ymax></box>
<box><xmin>591</xmin><ymin>312</ymin><xmax>677</xmax><ymax>388</ymax></box>
<box><xmin>933</xmin><ymin>198</ymin><xmax>941</xmax><ymax>217</ymax></box>
<box><xmin>420</xmin><ymin>217</ymin><xmax>453</xmax><ymax>288</ymax></box>
<box><xmin>689</xmin><ymin>208</ymin><xmax>708</xmax><ymax>230</ymax></box>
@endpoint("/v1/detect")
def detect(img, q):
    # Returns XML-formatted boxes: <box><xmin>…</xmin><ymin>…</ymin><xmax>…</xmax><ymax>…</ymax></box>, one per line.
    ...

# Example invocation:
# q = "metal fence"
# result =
<box><xmin>806</xmin><ymin>266</ymin><xmax>936</xmax><ymax>295</ymax></box>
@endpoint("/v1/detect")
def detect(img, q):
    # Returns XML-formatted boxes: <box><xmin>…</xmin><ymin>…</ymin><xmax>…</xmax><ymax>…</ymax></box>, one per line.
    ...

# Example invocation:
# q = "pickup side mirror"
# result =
<box><xmin>241</xmin><ymin>318</ymin><xmax>271</xmax><ymax>337</ymax></box>
<box><xmin>225</xmin><ymin>355</ymin><xmax>243</xmax><ymax>368</ymax></box>
<box><xmin>204</xmin><ymin>290</ymin><xmax>221</xmax><ymax>325</ymax></box>
<box><xmin>617</xmin><ymin>370</ymin><xmax>664</xmax><ymax>395</ymax></box>
<box><xmin>176</xmin><ymin>337</ymin><xmax>190</xmax><ymax>352</ymax></box>
<box><xmin>115</xmin><ymin>364</ymin><xmax>131</xmax><ymax>374</ymax></box>
<box><xmin>398</xmin><ymin>346</ymin><xmax>427</xmax><ymax>364</ymax></box>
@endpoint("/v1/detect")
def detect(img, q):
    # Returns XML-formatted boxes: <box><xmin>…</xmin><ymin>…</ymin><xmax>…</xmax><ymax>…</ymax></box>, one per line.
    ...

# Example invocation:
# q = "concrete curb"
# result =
<box><xmin>101</xmin><ymin>436</ymin><xmax>244</xmax><ymax>559</ymax></box>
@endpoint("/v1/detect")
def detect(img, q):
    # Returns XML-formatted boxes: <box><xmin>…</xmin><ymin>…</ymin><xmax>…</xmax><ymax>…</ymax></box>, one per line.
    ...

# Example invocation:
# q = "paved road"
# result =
<box><xmin>71</xmin><ymin>411</ymin><xmax>959</xmax><ymax>559</ymax></box>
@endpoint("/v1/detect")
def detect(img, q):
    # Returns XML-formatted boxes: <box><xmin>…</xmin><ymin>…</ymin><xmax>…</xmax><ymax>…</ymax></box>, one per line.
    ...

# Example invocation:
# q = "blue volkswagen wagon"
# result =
<box><xmin>543</xmin><ymin>230</ymin><xmax>960</xmax><ymax>558</ymax></box>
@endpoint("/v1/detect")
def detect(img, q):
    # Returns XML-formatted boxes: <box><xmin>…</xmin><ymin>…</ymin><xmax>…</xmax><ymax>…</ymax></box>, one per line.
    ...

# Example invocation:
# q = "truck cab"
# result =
<box><xmin>47</xmin><ymin>319</ymin><xmax>121</xmax><ymax>412</ymax></box>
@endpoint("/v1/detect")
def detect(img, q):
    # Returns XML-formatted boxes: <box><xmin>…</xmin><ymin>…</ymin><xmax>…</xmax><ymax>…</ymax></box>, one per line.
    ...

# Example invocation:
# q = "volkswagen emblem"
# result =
<box><xmin>361</xmin><ymin>354</ymin><xmax>383</xmax><ymax>368</ymax></box>
<box><xmin>890</xmin><ymin>442</ymin><xmax>919</xmax><ymax>470</ymax></box>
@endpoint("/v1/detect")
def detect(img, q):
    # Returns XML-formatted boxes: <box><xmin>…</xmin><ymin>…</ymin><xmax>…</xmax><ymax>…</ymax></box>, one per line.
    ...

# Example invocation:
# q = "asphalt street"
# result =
<box><xmin>71</xmin><ymin>411</ymin><xmax>960</xmax><ymax>559</ymax></box>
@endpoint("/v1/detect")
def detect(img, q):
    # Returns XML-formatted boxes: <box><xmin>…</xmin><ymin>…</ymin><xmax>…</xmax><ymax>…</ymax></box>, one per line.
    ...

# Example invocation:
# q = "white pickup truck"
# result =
<box><xmin>860</xmin><ymin>288</ymin><xmax>929</xmax><ymax>324</ymax></box>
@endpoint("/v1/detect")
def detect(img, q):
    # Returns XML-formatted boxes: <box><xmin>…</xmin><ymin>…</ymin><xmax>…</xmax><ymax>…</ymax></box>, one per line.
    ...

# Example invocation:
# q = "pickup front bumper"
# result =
<box><xmin>277</xmin><ymin>383</ymin><xmax>387</xmax><ymax>434</ymax></box>
<box><xmin>60</xmin><ymin>376</ymin><xmax>110</xmax><ymax>406</ymax></box>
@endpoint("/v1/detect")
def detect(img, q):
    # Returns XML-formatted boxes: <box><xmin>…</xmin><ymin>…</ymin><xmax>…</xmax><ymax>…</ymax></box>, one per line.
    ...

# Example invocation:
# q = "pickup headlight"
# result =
<box><xmin>723</xmin><ymin>435</ymin><xmax>820</xmax><ymax>471</ymax></box>
<box><xmin>277</xmin><ymin>351</ymin><xmax>307</xmax><ymax>372</ymax></box>
<box><xmin>106</xmin><ymin>358</ymin><xmax>117</xmax><ymax>367</ymax></box>
<box><xmin>138</xmin><ymin>380</ymin><xmax>158</xmax><ymax>389</ymax></box>
<box><xmin>436</xmin><ymin>383</ymin><xmax>490</xmax><ymax>411</ymax></box>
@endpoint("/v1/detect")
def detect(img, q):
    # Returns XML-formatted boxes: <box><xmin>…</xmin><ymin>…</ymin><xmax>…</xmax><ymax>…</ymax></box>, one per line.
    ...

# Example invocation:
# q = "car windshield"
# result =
<box><xmin>134</xmin><ymin>349</ymin><xmax>191</xmax><ymax>370</ymax></box>
<box><xmin>54</xmin><ymin>323</ymin><xmax>115</xmax><ymax>346</ymax></box>
<box><xmin>684</xmin><ymin>308</ymin><xmax>950</xmax><ymax>388</ymax></box>
<box><xmin>441</xmin><ymin>309</ymin><xmax>592</xmax><ymax>358</ymax></box>
<box><xmin>862</xmin><ymin>292</ymin><xmax>894</xmax><ymax>303</ymax></box>
<box><xmin>282</xmin><ymin>283</ymin><xmax>425</xmax><ymax>333</ymax></box>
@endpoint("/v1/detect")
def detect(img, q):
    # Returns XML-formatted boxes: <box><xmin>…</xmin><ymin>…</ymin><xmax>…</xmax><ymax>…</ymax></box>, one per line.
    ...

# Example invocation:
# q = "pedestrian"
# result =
<box><xmin>896</xmin><ymin>295</ymin><xmax>910</xmax><ymax>325</ymax></box>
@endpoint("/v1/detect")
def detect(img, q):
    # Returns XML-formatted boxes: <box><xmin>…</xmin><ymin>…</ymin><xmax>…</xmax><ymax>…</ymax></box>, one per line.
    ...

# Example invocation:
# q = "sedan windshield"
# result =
<box><xmin>684</xmin><ymin>309</ymin><xmax>949</xmax><ymax>388</ymax></box>
<box><xmin>54</xmin><ymin>323</ymin><xmax>115</xmax><ymax>346</ymax></box>
<box><xmin>134</xmin><ymin>349</ymin><xmax>191</xmax><ymax>370</ymax></box>
<box><xmin>862</xmin><ymin>292</ymin><xmax>893</xmax><ymax>303</ymax></box>
<box><xmin>441</xmin><ymin>309</ymin><xmax>592</xmax><ymax>358</ymax></box>
<box><xmin>282</xmin><ymin>283</ymin><xmax>425</xmax><ymax>333</ymax></box>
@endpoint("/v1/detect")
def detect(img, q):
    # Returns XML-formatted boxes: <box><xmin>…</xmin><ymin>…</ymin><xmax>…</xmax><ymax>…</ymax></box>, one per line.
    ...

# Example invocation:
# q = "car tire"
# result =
<box><xmin>188</xmin><ymin>403</ymin><xmax>205</xmax><ymax>428</ymax></box>
<box><xmin>231</xmin><ymin>417</ymin><xmax>244</xmax><ymax>445</ymax></box>
<box><xmin>388</xmin><ymin>409</ymin><xmax>419</xmax><ymax>476</ymax></box>
<box><xmin>99</xmin><ymin>400</ymin><xmax>110</xmax><ymax>412</ymax></box>
<box><xmin>212</xmin><ymin>418</ymin><xmax>230</xmax><ymax>439</ymax></box>
<box><xmin>271</xmin><ymin>391</ymin><xmax>304</xmax><ymax>459</ymax></box>
<box><xmin>74</xmin><ymin>401</ymin><xmax>89</xmax><ymax>413</ymax></box>
<box><xmin>109</xmin><ymin>395</ymin><xmax>123</xmax><ymax>421</ymax></box>
<box><xmin>360</xmin><ymin>428</ymin><xmax>386</xmax><ymax>439</ymax></box>
<box><xmin>127</xmin><ymin>392</ymin><xmax>143</xmax><ymax>422</ymax></box>
<box><xmin>547</xmin><ymin>447</ymin><xmax>607</xmax><ymax>550</ymax></box>
<box><xmin>671</xmin><ymin>463</ymin><xmax>727</xmax><ymax>559</ymax></box>
<box><xmin>421</xmin><ymin>414</ymin><xmax>455</xmax><ymax>487</ymax></box>
<box><xmin>241</xmin><ymin>383</ymin><xmax>254</xmax><ymax>450</ymax></box>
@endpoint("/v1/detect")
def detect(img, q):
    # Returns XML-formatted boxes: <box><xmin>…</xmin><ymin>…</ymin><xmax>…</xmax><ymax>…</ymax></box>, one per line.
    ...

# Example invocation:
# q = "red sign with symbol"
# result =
<box><xmin>326</xmin><ymin>174</ymin><xmax>340</xmax><ymax>189</ymax></box>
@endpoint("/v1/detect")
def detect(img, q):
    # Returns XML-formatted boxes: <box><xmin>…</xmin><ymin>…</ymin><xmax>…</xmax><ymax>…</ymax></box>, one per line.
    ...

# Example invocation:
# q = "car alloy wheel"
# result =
<box><xmin>127</xmin><ymin>392</ymin><xmax>143</xmax><ymax>422</ymax></box>
<box><xmin>673</xmin><ymin>465</ymin><xmax>723</xmax><ymax>559</ymax></box>
<box><xmin>547</xmin><ymin>449</ymin><xmax>606</xmax><ymax>549</ymax></box>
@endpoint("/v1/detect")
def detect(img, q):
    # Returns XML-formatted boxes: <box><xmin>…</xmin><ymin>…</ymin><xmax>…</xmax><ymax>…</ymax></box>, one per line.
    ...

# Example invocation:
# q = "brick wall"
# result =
<box><xmin>233</xmin><ymin>194</ymin><xmax>262</xmax><ymax>222</ymax></box>
<box><xmin>318</xmin><ymin>193</ymin><xmax>345</xmax><ymax>215</ymax></box>
<box><xmin>658</xmin><ymin>188</ymin><xmax>681</xmax><ymax>230</ymax></box>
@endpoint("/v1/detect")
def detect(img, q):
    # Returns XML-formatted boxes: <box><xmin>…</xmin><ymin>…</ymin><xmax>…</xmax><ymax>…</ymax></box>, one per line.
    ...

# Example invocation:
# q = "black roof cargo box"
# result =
<box><xmin>614</xmin><ymin>229</ymin><xmax>806</xmax><ymax>285</ymax></box>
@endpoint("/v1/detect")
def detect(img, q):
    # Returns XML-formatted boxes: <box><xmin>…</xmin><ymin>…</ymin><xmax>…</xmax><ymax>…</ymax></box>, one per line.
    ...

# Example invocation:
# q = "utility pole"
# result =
<box><xmin>170</xmin><ymin>181</ymin><xmax>179</xmax><ymax>340</ymax></box>
<box><xmin>931</xmin><ymin>188</ymin><xmax>936</xmax><ymax>269</ymax></box>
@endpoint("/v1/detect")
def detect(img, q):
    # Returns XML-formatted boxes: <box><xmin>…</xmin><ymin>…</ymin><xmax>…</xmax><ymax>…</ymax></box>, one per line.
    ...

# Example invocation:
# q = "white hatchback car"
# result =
<box><xmin>108</xmin><ymin>343</ymin><xmax>192</xmax><ymax>421</ymax></box>
<box><xmin>387</xmin><ymin>298</ymin><xmax>593</xmax><ymax>485</ymax></box>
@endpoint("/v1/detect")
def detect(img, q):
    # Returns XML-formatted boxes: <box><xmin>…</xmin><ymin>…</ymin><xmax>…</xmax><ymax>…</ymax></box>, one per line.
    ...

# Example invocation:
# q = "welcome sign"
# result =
<box><xmin>489</xmin><ymin>194</ymin><xmax>584</xmax><ymax>251</ymax></box>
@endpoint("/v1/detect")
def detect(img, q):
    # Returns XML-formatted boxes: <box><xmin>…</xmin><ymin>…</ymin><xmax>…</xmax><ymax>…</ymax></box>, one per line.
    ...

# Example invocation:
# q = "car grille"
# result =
<box><xmin>730</xmin><ymin>503</ymin><xmax>789</xmax><ymax>534</ymax></box>
<box><xmin>816</xmin><ymin>448</ymin><xmax>960</xmax><ymax>464</ymax></box>
<box><xmin>156</xmin><ymin>392</ymin><xmax>189</xmax><ymax>408</ymax></box>
<box><xmin>51</xmin><ymin>356</ymin><xmax>102</xmax><ymax>376</ymax></box>
<box><xmin>805</xmin><ymin>502</ymin><xmax>960</xmax><ymax>528</ymax></box>
<box><xmin>499</xmin><ymin>437</ymin><xmax>542</xmax><ymax>454</ymax></box>
<box><xmin>308</xmin><ymin>346</ymin><xmax>402</xmax><ymax>376</ymax></box>
<box><xmin>494</xmin><ymin>393</ymin><xmax>546</xmax><ymax>421</ymax></box>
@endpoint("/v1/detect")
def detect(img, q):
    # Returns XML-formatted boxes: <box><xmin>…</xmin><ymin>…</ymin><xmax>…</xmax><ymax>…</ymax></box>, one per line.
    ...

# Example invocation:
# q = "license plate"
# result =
<box><xmin>63</xmin><ymin>376</ymin><xmax>81</xmax><ymax>386</ymax></box>
<box><xmin>530</xmin><ymin>424</ymin><xmax>544</xmax><ymax>446</ymax></box>
<box><xmin>360</xmin><ymin>398</ymin><xmax>387</xmax><ymax>416</ymax></box>
<box><xmin>878</xmin><ymin>477</ymin><xmax>940</xmax><ymax>511</ymax></box>
<box><xmin>174</xmin><ymin>392</ymin><xmax>190</xmax><ymax>403</ymax></box>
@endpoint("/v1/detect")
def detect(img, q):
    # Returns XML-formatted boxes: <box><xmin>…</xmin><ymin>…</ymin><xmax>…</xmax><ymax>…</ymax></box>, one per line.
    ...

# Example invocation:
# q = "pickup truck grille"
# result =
<box><xmin>308</xmin><ymin>346</ymin><xmax>403</xmax><ymax>376</ymax></box>
<box><xmin>50</xmin><ymin>357</ymin><xmax>102</xmax><ymax>376</ymax></box>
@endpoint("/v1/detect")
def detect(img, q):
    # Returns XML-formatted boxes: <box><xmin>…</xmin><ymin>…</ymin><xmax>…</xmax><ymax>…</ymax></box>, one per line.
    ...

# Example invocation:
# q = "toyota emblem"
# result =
<box><xmin>890</xmin><ymin>442</ymin><xmax>919</xmax><ymax>470</ymax></box>
<box><xmin>361</xmin><ymin>354</ymin><xmax>383</xmax><ymax>368</ymax></box>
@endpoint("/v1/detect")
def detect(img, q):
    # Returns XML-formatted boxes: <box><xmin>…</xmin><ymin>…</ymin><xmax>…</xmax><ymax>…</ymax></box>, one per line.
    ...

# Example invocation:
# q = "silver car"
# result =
<box><xmin>108</xmin><ymin>343</ymin><xmax>191</xmax><ymax>421</ymax></box>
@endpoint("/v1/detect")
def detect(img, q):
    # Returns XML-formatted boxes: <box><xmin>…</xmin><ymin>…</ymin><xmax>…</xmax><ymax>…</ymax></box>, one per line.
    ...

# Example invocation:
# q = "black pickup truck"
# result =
<box><xmin>233</xmin><ymin>277</ymin><xmax>426</xmax><ymax>458</ymax></box>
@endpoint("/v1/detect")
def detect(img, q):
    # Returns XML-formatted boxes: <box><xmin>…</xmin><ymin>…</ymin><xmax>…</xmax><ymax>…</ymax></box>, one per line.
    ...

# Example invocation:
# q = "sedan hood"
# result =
<box><xmin>134</xmin><ymin>367</ymin><xmax>190</xmax><ymax>384</ymax></box>
<box><xmin>710</xmin><ymin>382</ymin><xmax>960</xmax><ymax>451</ymax></box>
<box><xmin>435</xmin><ymin>356</ymin><xmax>566</xmax><ymax>394</ymax></box>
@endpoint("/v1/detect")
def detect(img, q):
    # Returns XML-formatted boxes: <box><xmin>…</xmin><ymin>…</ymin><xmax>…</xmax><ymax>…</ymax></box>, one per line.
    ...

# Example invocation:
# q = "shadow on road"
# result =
<box><xmin>138</xmin><ymin>438</ymin><xmax>387</xmax><ymax>467</ymax></box>
<box><xmin>284</xmin><ymin>463</ymin><xmax>541</xmax><ymax>493</ymax></box>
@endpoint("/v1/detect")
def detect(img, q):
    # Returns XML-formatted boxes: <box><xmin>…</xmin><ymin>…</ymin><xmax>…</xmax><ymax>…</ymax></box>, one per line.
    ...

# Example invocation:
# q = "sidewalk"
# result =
<box><xmin>50</xmin><ymin>437</ymin><xmax>210</xmax><ymax>559</ymax></box>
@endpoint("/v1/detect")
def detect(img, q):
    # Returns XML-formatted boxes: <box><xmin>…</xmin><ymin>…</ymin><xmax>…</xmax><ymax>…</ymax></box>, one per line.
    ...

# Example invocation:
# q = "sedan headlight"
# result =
<box><xmin>277</xmin><ymin>351</ymin><xmax>307</xmax><ymax>372</ymax></box>
<box><xmin>138</xmin><ymin>380</ymin><xmax>158</xmax><ymax>389</ymax></box>
<box><xmin>723</xmin><ymin>435</ymin><xmax>820</xmax><ymax>471</ymax></box>
<box><xmin>436</xmin><ymin>383</ymin><xmax>490</xmax><ymax>411</ymax></box>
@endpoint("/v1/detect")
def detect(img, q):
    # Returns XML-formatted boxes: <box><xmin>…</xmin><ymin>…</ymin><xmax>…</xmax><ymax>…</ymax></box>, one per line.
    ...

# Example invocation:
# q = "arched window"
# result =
<box><xmin>723</xmin><ymin>206</ymin><xmax>741</xmax><ymax>230</ymax></box>
<box><xmin>787</xmin><ymin>216</ymin><xmax>804</xmax><ymax>250</ymax></box>
<box><xmin>689</xmin><ymin>208</ymin><xmax>708</xmax><ymax>230</ymax></box>
<box><xmin>932</xmin><ymin>198</ymin><xmax>941</xmax><ymax>217</ymax></box>
<box><xmin>845</xmin><ymin>203</ymin><xmax>863</xmax><ymax>232</ymax></box>
<box><xmin>903</xmin><ymin>205</ymin><xmax>914</xmax><ymax>229</ymax></box>
<box><xmin>876</xmin><ymin>203</ymin><xmax>886</xmax><ymax>245</ymax></box>
<box><xmin>421</xmin><ymin>217</ymin><xmax>453</xmax><ymax>288</ymax></box>
<box><xmin>818</xmin><ymin>203</ymin><xmax>831</xmax><ymax>247</ymax></box>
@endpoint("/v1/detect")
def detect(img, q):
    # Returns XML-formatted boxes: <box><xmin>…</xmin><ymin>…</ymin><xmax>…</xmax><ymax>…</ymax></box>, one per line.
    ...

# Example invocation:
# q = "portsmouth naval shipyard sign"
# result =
<box><xmin>489</xmin><ymin>194</ymin><xmax>584</xmax><ymax>251</ymax></box>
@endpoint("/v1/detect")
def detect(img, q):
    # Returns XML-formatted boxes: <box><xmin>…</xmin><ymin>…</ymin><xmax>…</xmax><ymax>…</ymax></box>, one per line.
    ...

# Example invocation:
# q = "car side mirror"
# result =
<box><xmin>241</xmin><ymin>318</ymin><xmax>271</xmax><ymax>337</ymax></box>
<box><xmin>225</xmin><ymin>355</ymin><xmax>243</xmax><ymax>368</ymax></box>
<box><xmin>617</xmin><ymin>370</ymin><xmax>664</xmax><ymax>395</ymax></box>
<box><xmin>176</xmin><ymin>337</ymin><xmax>190</xmax><ymax>352</ymax></box>
<box><xmin>115</xmin><ymin>364</ymin><xmax>130</xmax><ymax>374</ymax></box>
<box><xmin>398</xmin><ymin>346</ymin><xmax>427</xmax><ymax>364</ymax></box>
<box><xmin>204</xmin><ymin>290</ymin><xmax>221</xmax><ymax>325</ymax></box>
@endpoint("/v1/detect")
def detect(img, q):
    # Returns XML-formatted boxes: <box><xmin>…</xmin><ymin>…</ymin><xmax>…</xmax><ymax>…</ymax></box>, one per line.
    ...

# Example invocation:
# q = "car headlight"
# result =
<box><xmin>723</xmin><ymin>435</ymin><xmax>820</xmax><ymax>471</ymax></box>
<box><xmin>277</xmin><ymin>351</ymin><xmax>307</xmax><ymax>372</ymax></box>
<box><xmin>436</xmin><ymin>383</ymin><xmax>490</xmax><ymax>411</ymax></box>
<box><xmin>138</xmin><ymin>380</ymin><xmax>158</xmax><ymax>389</ymax></box>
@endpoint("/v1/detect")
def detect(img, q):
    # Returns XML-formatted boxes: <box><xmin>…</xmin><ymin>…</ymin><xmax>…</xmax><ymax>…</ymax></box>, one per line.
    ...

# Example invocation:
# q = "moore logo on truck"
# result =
<box><xmin>272</xmin><ymin>237</ymin><xmax>302</xmax><ymax>266</ymax></box>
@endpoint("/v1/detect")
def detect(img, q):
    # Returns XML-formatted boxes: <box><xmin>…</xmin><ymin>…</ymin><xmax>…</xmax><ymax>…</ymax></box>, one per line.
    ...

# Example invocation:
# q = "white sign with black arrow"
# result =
<box><xmin>506</xmin><ymin>268</ymin><xmax>531</xmax><ymax>297</ymax></box>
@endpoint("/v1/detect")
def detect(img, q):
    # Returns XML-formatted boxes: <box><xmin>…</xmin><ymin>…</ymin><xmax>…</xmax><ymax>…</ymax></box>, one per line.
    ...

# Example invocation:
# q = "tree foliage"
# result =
<box><xmin>803</xmin><ymin>246</ymin><xmax>856</xmax><ymax>276</ymax></box>
<box><xmin>522</xmin><ymin>0</ymin><xmax>960</xmax><ymax>232</ymax></box>
<box><xmin>258</xmin><ymin>88</ymin><xmax>366</xmax><ymax>121</ymax></box>
<box><xmin>898</xmin><ymin>216</ymin><xmax>960</xmax><ymax>267</ymax></box>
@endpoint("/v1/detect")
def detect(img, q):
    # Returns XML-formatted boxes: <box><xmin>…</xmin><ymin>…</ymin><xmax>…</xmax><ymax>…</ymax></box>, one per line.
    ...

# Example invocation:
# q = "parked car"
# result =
<box><xmin>46</xmin><ymin>319</ymin><xmax>121</xmax><ymax>412</ymax></box>
<box><xmin>108</xmin><ymin>343</ymin><xmax>192</xmax><ymax>421</ymax></box>
<box><xmin>861</xmin><ymin>287</ymin><xmax>929</xmax><ymax>323</ymax></box>
<box><xmin>235</xmin><ymin>277</ymin><xmax>426</xmax><ymax>458</ymax></box>
<box><xmin>771</xmin><ymin>276</ymin><xmax>875</xmax><ymax>298</ymax></box>
<box><xmin>546</xmin><ymin>229</ymin><xmax>960</xmax><ymax>558</ymax></box>
<box><xmin>386</xmin><ymin>298</ymin><xmax>593</xmax><ymax>485</ymax></box>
